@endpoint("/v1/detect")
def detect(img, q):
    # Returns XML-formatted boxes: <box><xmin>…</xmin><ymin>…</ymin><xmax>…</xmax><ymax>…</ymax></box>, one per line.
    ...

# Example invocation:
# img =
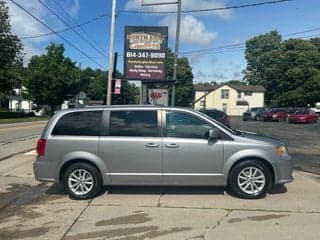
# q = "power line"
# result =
<box><xmin>182</xmin><ymin>33</ymin><xmax>320</xmax><ymax>57</ymax></box>
<box><xmin>37</xmin><ymin>0</ymin><xmax>107</xmax><ymax>59</ymax></box>
<box><xmin>283</xmin><ymin>27</ymin><xmax>320</xmax><ymax>37</ymax></box>
<box><xmin>181</xmin><ymin>27</ymin><xmax>320</xmax><ymax>56</ymax></box>
<box><xmin>73</xmin><ymin>32</ymin><xmax>320</xmax><ymax>60</ymax></box>
<box><xmin>20</xmin><ymin>13</ymin><xmax>109</xmax><ymax>40</ymax></box>
<box><xmin>121</xmin><ymin>0</ymin><xmax>293</xmax><ymax>14</ymax></box>
<box><xmin>9</xmin><ymin>0</ymin><xmax>105</xmax><ymax>69</ymax></box>
<box><xmin>51</xmin><ymin>0</ymin><xmax>106</xmax><ymax>52</ymax></box>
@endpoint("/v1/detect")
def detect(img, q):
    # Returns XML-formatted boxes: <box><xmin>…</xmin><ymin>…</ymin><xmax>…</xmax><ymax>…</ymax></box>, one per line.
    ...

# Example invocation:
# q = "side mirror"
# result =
<box><xmin>208</xmin><ymin>128</ymin><xmax>221</xmax><ymax>140</ymax></box>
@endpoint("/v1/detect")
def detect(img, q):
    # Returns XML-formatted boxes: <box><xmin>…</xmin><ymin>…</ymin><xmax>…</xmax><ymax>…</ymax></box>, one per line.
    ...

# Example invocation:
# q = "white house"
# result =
<box><xmin>7</xmin><ymin>87</ymin><xmax>33</xmax><ymax>113</ymax></box>
<box><xmin>194</xmin><ymin>83</ymin><xmax>265</xmax><ymax>116</ymax></box>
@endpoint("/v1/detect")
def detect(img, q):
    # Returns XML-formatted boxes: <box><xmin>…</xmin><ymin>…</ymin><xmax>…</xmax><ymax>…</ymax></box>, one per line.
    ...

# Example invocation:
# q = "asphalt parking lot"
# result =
<box><xmin>0</xmin><ymin>118</ymin><xmax>320</xmax><ymax>240</ymax></box>
<box><xmin>231</xmin><ymin>117</ymin><xmax>320</xmax><ymax>175</ymax></box>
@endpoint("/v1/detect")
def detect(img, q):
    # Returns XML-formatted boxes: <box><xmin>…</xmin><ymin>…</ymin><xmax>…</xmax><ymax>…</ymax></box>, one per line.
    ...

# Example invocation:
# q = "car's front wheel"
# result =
<box><xmin>228</xmin><ymin>160</ymin><xmax>272</xmax><ymax>199</ymax></box>
<box><xmin>63</xmin><ymin>162</ymin><xmax>102</xmax><ymax>200</ymax></box>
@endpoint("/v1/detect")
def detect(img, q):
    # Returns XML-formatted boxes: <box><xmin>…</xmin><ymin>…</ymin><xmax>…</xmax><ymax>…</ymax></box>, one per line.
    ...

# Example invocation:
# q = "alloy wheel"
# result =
<box><xmin>68</xmin><ymin>169</ymin><xmax>94</xmax><ymax>196</ymax></box>
<box><xmin>237</xmin><ymin>167</ymin><xmax>266</xmax><ymax>195</ymax></box>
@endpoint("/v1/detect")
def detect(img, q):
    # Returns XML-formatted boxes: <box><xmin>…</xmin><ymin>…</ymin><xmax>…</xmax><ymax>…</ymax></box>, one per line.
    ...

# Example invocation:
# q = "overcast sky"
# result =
<box><xmin>5</xmin><ymin>0</ymin><xmax>320</xmax><ymax>83</ymax></box>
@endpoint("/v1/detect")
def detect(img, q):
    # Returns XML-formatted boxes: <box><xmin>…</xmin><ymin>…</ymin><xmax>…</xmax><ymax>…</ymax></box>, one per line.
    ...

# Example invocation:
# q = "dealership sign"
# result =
<box><xmin>124</xmin><ymin>26</ymin><xmax>168</xmax><ymax>81</ymax></box>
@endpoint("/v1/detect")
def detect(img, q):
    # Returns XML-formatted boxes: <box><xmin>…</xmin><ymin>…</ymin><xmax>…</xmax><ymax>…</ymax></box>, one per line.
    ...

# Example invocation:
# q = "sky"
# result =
<box><xmin>5</xmin><ymin>0</ymin><xmax>320</xmax><ymax>83</ymax></box>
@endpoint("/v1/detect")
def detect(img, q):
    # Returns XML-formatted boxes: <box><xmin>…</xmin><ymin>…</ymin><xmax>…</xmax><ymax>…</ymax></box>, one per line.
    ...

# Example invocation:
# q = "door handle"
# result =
<box><xmin>145</xmin><ymin>143</ymin><xmax>160</xmax><ymax>148</ymax></box>
<box><xmin>165</xmin><ymin>143</ymin><xmax>180</xmax><ymax>148</ymax></box>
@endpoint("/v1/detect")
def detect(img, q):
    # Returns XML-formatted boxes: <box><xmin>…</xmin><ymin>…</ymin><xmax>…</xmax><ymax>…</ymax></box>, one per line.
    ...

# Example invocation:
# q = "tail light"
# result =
<box><xmin>36</xmin><ymin>139</ymin><xmax>46</xmax><ymax>156</ymax></box>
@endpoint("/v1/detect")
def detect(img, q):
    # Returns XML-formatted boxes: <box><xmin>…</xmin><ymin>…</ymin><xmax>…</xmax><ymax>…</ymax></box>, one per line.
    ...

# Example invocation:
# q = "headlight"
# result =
<box><xmin>276</xmin><ymin>146</ymin><xmax>288</xmax><ymax>157</ymax></box>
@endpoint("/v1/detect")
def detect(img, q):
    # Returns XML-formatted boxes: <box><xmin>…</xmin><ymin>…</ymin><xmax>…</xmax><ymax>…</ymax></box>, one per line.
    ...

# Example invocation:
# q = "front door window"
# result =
<box><xmin>165</xmin><ymin>111</ymin><xmax>213</xmax><ymax>139</ymax></box>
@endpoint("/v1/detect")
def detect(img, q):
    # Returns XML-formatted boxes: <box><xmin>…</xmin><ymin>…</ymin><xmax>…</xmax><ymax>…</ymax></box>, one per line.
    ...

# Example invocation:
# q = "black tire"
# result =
<box><xmin>228</xmin><ymin>160</ymin><xmax>272</xmax><ymax>199</ymax></box>
<box><xmin>63</xmin><ymin>162</ymin><xmax>102</xmax><ymax>200</ymax></box>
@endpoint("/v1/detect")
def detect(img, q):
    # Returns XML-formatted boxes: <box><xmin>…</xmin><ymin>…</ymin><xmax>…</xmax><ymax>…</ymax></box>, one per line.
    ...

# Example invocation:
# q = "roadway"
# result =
<box><xmin>0</xmin><ymin>121</ymin><xmax>47</xmax><ymax>160</ymax></box>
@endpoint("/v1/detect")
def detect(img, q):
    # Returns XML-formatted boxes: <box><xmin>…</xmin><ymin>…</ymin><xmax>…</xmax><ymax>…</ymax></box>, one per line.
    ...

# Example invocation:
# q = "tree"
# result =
<box><xmin>86</xmin><ymin>69</ymin><xmax>107</xmax><ymax>101</ymax></box>
<box><xmin>0</xmin><ymin>1</ymin><xmax>23</xmax><ymax>104</ymax></box>
<box><xmin>165</xmin><ymin>49</ymin><xmax>194</xmax><ymax>106</ymax></box>
<box><xmin>244</xmin><ymin>30</ymin><xmax>320</xmax><ymax>107</ymax></box>
<box><xmin>25</xmin><ymin>43</ymin><xmax>78</xmax><ymax>114</ymax></box>
<box><xmin>276</xmin><ymin>39</ymin><xmax>320</xmax><ymax>106</ymax></box>
<box><xmin>244</xmin><ymin>30</ymin><xmax>282</xmax><ymax>104</ymax></box>
<box><xmin>226</xmin><ymin>80</ymin><xmax>246</xmax><ymax>85</ymax></box>
<box><xmin>112</xmin><ymin>80</ymin><xmax>139</xmax><ymax>105</ymax></box>
<box><xmin>81</xmin><ymin>68</ymin><xmax>139</xmax><ymax>104</ymax></box>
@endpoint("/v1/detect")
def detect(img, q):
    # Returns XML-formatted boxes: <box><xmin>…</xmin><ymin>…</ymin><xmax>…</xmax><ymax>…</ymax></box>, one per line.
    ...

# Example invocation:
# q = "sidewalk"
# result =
<box><xmin>0</xmin><ymin>153</ymin><xmax>319</xmax><ymax>240</ymax></box>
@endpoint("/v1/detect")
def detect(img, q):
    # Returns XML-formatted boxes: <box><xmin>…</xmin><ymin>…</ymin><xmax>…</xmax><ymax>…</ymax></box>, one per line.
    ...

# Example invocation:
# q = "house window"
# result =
<box><xmin>221</xmin><ymin>89</ymin><xmax>229</xmax><ymax>99</ymax></box>
<box><xmin>238</xmin><ymin>91</ymin><xmax>241</xmax><ymax>98</ymax></box>
<box><xmin>244</xmin><ymin>91</ymin><xmax>252</xmax><ymax>96</ymax></box>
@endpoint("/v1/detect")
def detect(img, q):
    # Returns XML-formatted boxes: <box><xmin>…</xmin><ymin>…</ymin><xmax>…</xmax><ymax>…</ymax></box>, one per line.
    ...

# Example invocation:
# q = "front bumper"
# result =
<box><xmin>274</xmin><ymin>155</ymin><xmax>294</xmax><ymax>184</ymax></box>
<box><xmin>289</xmin><ymin>118</ymin><xmax>306</xmax><ymax>123</ymax></box>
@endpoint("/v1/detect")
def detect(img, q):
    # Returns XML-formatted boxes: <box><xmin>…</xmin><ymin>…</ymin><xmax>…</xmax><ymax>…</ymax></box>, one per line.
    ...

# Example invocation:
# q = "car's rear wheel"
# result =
<box><xmin>63</xmin><ymin>162</ymin><xmax>102</xmax><ymax>200</ymax></box>
<box><xmin>228</xmin><ymin>160</ymin><xmax>271</xmax><ymax>199</ymax></box>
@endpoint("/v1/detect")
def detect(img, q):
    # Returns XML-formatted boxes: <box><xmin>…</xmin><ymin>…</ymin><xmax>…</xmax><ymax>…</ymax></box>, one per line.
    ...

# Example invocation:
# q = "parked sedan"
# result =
<box><xmin>288</xmin><ymin>109</ymin><xmax>318</xmax><ymax>123</ymax></box>
<box><xmin>263</xmin><ymin>108</ymin><xmax>287</xmax><ymax>122</ymax></box>
<box><xmin>200</xmin><ymin>109</ymin><xmax>231</xmax><ymax>128</ymax></box>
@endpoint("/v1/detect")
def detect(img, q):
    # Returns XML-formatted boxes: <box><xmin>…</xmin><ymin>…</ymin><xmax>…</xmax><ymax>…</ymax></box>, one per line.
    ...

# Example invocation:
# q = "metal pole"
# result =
<box><xmin>171</xmin><ymin>0</ymin><xmax>181</xmax><ymax>106</ymax></box>
<box><xmin>106</xmin><ymin>0</ymin><xmax>116</xmax><ymax>105</ymax></box>
<box><xmin>78</xmin><ymin>62</ymin><xmax>81</xmax><ymax>107</ymax></box>
<box><xmin>139</xmin><ymin>83</ymin><xmax>143</xmax><ymax>104</ymax></box>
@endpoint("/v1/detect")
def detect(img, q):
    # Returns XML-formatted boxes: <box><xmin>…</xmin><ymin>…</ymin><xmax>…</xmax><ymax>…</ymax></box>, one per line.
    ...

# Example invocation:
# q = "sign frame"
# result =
<box><xmin>124</xmin><ymin>26</ymin><xmax>168</xmax><ymax>81</ymax></box>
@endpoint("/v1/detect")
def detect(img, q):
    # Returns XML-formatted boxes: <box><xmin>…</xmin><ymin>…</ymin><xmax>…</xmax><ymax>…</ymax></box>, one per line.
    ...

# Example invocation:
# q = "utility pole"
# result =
<box><xmin>107</xmin><ymin>0</ymin><xmax>116</xmax><ymax>105</ymax></box>
<box><xmin>78</xmin><ymin>62</ymin><xmax>81</xmax><ymax>107</ymax></box>
<box><xmin>171</xmin><ymin>0</ymin><xmax>181</xmax><ymax>106</ymax></box>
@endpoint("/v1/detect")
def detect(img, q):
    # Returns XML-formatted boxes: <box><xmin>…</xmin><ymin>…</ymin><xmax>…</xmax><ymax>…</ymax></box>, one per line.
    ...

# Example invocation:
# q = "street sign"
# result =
<box><xmin>114</xmin><ymin>79</ymin><xmax>121</xmax><ymax>95</ymax></box>
<box><xmin>148</xmin><ymin>89</ymin><xmax>168</xmax><ymax>106</ymax></box>
<box><xmin>124</xmin><ymin>26</ymin><xmax>168</xmax><ymax>81</ymax></box>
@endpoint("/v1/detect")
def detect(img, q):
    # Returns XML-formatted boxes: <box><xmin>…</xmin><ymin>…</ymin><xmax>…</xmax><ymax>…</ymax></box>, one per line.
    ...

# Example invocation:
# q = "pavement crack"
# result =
<box><xmin>60</xmin><ymin>199</ymin><xmax>92</xmax><ymax>240</ymax></box>
<box><xmin>0</xmin><ymin>148</ymin><xmax>36</xmax><ymax>161</ymax></box>
<box><xmin>202</xmin><ymin>210</ymin><xmax>232</xmax><ymax>240</ymax></box>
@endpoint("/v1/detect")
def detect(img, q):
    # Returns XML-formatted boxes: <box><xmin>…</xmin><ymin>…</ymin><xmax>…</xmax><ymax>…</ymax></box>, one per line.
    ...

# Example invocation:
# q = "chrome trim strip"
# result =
<box><xmin>110</xmin><ymin>173</ymin><xmax>223</xmax><ymax>176</ymax></box>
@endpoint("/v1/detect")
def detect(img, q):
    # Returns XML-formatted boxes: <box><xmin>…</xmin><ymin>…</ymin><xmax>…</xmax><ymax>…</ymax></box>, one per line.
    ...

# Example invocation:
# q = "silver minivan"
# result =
<box><xmin>33</xmin><ymin>106</ymin><xmax>293</xmax><ymax>200</ymax></box>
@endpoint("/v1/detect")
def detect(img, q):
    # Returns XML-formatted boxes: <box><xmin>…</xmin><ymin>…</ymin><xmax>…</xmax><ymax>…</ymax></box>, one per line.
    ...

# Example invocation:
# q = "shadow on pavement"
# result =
<box><xmin>46</xmin><ymin>183</ymin><xmax>66</xmax><ymax>195</ymax></box>
<box><xmin>268</xmin><ymin>184</ymin><xmax>287</xmax><ymax>194</ymax></box>
<box><xmin>105</xmin><ymin>186</ymin><xmax>226</xmax><ymax>195</ymax></box>
<box><xmin>44</xmin><ymin>183</ymin><xmax>288</xmax><ymax>199</ymax></box>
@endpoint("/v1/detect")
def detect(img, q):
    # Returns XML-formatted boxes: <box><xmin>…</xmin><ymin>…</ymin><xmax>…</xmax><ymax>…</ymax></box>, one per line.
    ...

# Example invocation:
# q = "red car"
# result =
<box><xmin>263</xmin><ymin>108</ymin><xmax>287</xmax><ymax>122</ymax></box>
<box><xmin>288</xmin><ymin>109</ymin><xmax>318</xmax><ymax>123</ymax></box>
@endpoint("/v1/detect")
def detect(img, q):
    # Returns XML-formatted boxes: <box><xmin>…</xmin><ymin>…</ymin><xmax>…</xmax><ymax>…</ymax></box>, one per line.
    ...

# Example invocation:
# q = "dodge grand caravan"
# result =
<box><xmin>33</xmin><ymin>106</ymin><xmax>293</xmax><ymax>200</ymax></box>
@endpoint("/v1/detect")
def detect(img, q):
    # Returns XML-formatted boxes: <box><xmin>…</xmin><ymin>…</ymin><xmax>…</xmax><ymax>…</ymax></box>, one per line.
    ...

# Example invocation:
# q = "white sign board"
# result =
<box><xmin>148</xmin><ymin>89</ymin><xmax>168</xmax><ymax>106</ymax></box>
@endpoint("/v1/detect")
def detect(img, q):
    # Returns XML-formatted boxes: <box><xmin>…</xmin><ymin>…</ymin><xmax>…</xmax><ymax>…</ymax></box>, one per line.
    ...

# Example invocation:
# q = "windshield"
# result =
<box><xmin>294</xmin><ymin>110</ymin><xmax>308</xmax><ymax>114</ymax></box>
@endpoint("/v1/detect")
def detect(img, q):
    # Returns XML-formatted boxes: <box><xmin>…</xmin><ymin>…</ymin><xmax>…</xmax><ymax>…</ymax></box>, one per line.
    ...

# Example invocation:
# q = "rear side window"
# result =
<box><xmin>110</xmin><ymin>110</ymin><xmax>158</xmax><ymax>137</ymax></box>
<box><xmin>52</xmin><ymin>111</ymin><xmax>102</xmax><ymax>136</ymax></box>
<box><xmin>203</xmin><ymin>110</ymin><xmax>224</xmax><ymax>119</ymax></box>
